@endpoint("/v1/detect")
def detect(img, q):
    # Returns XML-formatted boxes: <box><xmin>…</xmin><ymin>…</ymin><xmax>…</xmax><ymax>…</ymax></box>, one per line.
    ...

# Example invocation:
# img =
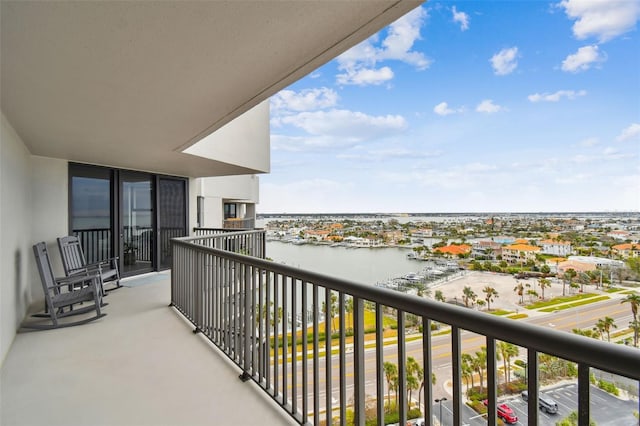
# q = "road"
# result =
<box><xmin>272</xmin><ymin>297</ymin><xmax>636</xmax><ymax>418</ymax></box>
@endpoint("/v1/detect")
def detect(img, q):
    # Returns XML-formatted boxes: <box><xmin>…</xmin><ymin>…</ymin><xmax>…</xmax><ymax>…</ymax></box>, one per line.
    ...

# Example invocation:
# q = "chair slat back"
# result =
<box><xmin>58</xmin><ymin>235</ymin><xmax>88</xmax><ymax>276</ymax></box>
<box><xmin>32</xmin><ymin>242</ymin><xmax>57</xmax><ymax>302</ymax></box>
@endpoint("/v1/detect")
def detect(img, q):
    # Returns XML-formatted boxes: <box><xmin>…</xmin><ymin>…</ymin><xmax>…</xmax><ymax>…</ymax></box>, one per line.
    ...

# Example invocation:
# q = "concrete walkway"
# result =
<box><xmin>1</xmin><ymin>272</ymin><xmax>297</xmax><ymax>426</ymax></box>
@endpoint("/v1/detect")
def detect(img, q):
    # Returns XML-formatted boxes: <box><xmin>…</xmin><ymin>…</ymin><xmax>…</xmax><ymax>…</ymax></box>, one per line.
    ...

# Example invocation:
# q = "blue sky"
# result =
<box><xmin>260</xmin><ymin>0</ymin><xmax>640</xmax><ymax>214</ymax></box>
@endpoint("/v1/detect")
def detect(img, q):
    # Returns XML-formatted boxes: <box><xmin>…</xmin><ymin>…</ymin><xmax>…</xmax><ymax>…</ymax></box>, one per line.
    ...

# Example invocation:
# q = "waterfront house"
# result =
<box><xmin>471</xmin><ymin>240</ymin><xmax>503</xmax><ymax>260</ymax></box>
<box><xmin>433</xmin><ymin>244</ymin><xmax>471</xmax><ymax>258</ymax></box>
<box><xmin>501</xmin><ymin>243</ymin><xmax>541</xmax><ymax>264</ymax></box>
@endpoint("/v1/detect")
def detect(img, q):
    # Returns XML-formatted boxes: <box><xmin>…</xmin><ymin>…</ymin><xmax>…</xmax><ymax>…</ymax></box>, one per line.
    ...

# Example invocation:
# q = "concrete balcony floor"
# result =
<box><xmin>1</xmin><ymin>272</ymin><xmax>297</xmax><ymax>426</ymax></box>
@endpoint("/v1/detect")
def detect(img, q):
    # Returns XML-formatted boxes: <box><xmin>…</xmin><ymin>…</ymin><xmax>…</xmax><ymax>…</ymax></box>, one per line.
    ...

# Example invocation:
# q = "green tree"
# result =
<box><xmin>563</xmin><ymin>268</ymin><xmax>577</xmax><ymax>297</ymax></box>
<box><xmin>513</xmin><ymin>281</ymin><xmax>525</xmax><ymax>304</ymax></box>
<box><xmin>497</xmin><ymin>341</ymin><xmax>520</xmax><ymax>384</ymax></box>
<box><xmin>629</xmin><ymin>320</ymin><xmax>640</xmax><ymax>348</ymax></box>
<box><xmin>462</xmin><ymin>286</ymin><xmax>477</xmax><ymax>308</ymax></box>
<box><xmin>461</xmin><ymin>353</ymin><xmax>475</xmax><ymax>389</ymax></box>
<box><xmin>555</xmin><ymin>411</ymin><xmax>596</xmax><ymax>426</ymax></box>
<box><xmin>472</xmin><ymin>347</ymin><xmax>487</xmax><ymax>393</ymax></box>
<box><xmin>537</xmin><ymin>278</ymin><xmax>551</xmax><ymax>300</ymax></box>
<box><xmin>345</xmin><ymin>296</ymin><xmax>353</xmax><ymax>332</ymax></box>
<box><xmin>621</xmin><ymin>293</ymin><xmax>640</xmax><ymax>347</ymax></box>
<box><xmin>572</xmin><ymin>328</ymin><xmax>600</xmax><ymax>339</ymax></box>
<box><xmin>322</xmin><ymin>292</ymin><xmax>338</xmax><ymax>334</ymax></box>
<box><xmin>435</xmin><ymin>290</ymin><xmax>445</xmax><ymax>302</ymax></box>
<box><xmin>595</xmin><ymin>316</ymin><xmax>617</xmax><ymax>342</ymax></box>
<box><xmin>406</xmin><ymin>357</ymin><xmax>421</xmax><ymax>405</ymax></box>
<box><xmin>383</xmin><ymin>361</ymin><xmax>398</xmax><ymax>411</ymax></box>
<box><xmin>482</xmin><ymin>286</ymin><xmax>498</xmax><ymax>311</ymax></box>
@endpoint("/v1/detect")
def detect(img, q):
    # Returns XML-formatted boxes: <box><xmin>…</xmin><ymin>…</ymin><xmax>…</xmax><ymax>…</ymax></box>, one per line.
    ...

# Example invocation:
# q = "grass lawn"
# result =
<box><xmin>525</xmin><ymin>293</ymin><xmax>597</xmax><ymax>310</ymax></box>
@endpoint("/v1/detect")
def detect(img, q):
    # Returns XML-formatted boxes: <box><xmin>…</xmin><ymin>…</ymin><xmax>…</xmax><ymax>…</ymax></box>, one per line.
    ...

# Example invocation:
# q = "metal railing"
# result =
<box><xmin>73</xmin><ymin>228</ymin><xmax>112</xmax><ymax>264</ymax></box>
<box><xmin>224</xmin><ymin>217</ymin><xmax>256</xmax><ymax>229</ymax></box>
<box><xmin>171</xmin><ymin>231</ymin><xmax>640</xmax><ymax>426</ymax></box>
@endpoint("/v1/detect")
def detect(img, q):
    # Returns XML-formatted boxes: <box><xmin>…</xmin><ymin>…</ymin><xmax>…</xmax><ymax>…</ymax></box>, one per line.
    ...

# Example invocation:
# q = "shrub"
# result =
<box><xmin>466</xmin><ymin>387</ymin><xmax>487</xmax><ymax>401</ymax></box>
<box><xmin>597</xmin><ymin>379</ymin><xmax>620</xmax><ymax>396</ymax></box>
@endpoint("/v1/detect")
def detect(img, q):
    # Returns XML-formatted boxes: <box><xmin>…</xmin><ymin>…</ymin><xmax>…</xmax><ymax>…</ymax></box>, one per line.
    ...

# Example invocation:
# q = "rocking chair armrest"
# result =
<box><xmin>85</xmin><ymin>257</ymin><xmax>119</xmax><ymax>270</ymax></box>
<box><xmin>55</xmin><ymin>273</ymin><xmax>101</xmax><ymax>287</ymax></box>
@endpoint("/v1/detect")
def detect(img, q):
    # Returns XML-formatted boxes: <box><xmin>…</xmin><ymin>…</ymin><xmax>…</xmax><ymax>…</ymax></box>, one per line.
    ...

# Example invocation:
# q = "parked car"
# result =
<box><xmin>482</xmin><ymin>400</ymin><xmax>519</xmax><ymax>424</ymax></box>
<box><xmin>521</xmin><ymin>390</ymin><xmax>559</xmax><ymax>414</ymax></box>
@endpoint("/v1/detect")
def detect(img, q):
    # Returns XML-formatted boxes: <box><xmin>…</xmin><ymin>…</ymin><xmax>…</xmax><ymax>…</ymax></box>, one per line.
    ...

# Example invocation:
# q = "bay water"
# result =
<box><xmin>265</xmin><ymin>241</ymin><xmax>425</xmax><ymax>286</ymax></box>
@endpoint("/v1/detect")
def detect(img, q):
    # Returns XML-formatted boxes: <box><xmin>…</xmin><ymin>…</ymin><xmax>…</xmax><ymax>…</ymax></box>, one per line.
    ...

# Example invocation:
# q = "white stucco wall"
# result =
<box><xmin>198</xmin><ymin>175</ymin><xmax>259</xmax><ymax>201</ymax></box>
<box><xmin>1</xmin><ymin>113</ymin><xmax>33</xmax><ymax>365</ymax></box>
<box><xmin>30</xmin><ymin>156</ymin><xmax>68</xmax><ymax>282</ymax></box>
<box><xmin>0</xmin><ymin>113</ymin><xmax>68</xmax><ymax>366</ymax></box>
<box><xmin>194</xmin><ymin>175</ymin><xmax>259</xmax><ymax>228</ymax></box>
<box><xmin>184</xmin><ymin>101</ymin><xmax>270</xmax><ymax>173</ymax></box>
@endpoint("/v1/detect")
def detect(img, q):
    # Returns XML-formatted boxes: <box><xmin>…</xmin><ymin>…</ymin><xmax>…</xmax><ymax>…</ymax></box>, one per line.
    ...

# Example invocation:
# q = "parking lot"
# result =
<box><xmin>428</xmin><ymin>383</ymin><xmax>638</xmax><ymax>425</ymax></box>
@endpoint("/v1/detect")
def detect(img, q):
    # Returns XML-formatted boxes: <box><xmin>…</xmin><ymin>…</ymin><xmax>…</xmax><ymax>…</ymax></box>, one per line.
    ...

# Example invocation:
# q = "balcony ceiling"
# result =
<box><xmin>1</xmin><ymin>1</ymin><xmax>422</xmax><ymax>177</ymax></box>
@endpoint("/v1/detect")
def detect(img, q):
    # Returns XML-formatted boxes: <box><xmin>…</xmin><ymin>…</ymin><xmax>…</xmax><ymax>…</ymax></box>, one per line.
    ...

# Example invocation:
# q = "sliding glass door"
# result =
<box><xmin>120</xmin><ymin>171</ymin><xmax>154</xmax><ymax>275</ymax></box>
<box><xmin>69</xmin><ymin>164</ymin><xmax>188</xmax><ymax>278</ymax></box>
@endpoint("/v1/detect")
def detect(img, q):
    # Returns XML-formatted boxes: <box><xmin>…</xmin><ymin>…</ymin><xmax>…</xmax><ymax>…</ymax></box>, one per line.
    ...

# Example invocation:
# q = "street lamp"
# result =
<box><xmin>435</xmin><ymin>397</ymin><xmax>447</xmax><ymax>426</ymax></box>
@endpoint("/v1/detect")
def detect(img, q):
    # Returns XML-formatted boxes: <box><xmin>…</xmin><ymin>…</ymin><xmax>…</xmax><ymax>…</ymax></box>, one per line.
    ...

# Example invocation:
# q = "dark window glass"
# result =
<box><xmin>224</xmin><ymin>203</ymin><xmax>237</xmax><ymax>219</ymax></box>
<box><xmin>159</xmin><ymin>178</ymin><xmax>187</xmax><ymax>269</ymax></box>
<box><xmin>69</xmin><ymin>166</ymin><xmax>113</xmax><ymax>263</ymax></box>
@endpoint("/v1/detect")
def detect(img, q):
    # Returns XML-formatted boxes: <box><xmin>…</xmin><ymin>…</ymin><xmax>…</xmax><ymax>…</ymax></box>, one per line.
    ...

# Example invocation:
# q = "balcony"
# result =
<box><xmin>2</xmin><ymin>229</ymin><xmax>639</xmax><ymax>426</ymax></box>
<box><xmin>224</xmin><ymin>217</ymin><xmax>257</xmax><ymax>230</ymax></box>
<box><xmin>0</xmin><ymin>270</ymin><xmax>297</xmax><ymax>426</ymax></box>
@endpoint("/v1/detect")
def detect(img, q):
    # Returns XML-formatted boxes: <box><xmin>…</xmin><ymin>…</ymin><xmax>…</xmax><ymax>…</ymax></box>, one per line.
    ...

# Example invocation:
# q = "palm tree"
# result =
<box><xmin>473</xmin><ymin>347</ymin><xmax>487</xmax><ymax>393</ymax></box>
<box><xmin>435</xmin><ymin>290</ymin><xmax>445</xmax><ymax>302</ymax></box>
<box><xmin>621</xmin><ymin>293</ymin><xmax>640</xmax><ymax>346</ymax></box>
<box><xmin>417</xmin><ymin>371</ymin><xmax>436</xmax><ymax>413</ymax></box>
<box><xmin>513</xmin><ymin>281</ymin><xmax>525</xmax><ymax>304</ymax></box>
<box><xmin>462</xmin><ymin>286</ymin><xmax>476</xmax><ymax>308</ymax></box>
<box><xmin>572</xmin><ymin>328</ymin><xmax>600</xmax><ymax>339</ymax></box>
<box><xmin>482</xmin><ymin>286</ymin><xmax>498</xmax><ymax>311</ymax></box>
<box><xmin>383</xmin><ymin>361</ymin><xmax>397</xmax><ymax>411</ymax></box>
<box><xmin>322</xmin><ymin>292</ymin><xmax>338</xmax><ymax>334</ymax></box>
<box><xmin>406</xmin><ymin>357</ymin><xmax>422</xmax><ymax>406</ymax></box>
<box><xmin>595</xmin><ymin>317</ymin><xmax>617</xmax><ymax>342</ymax></box>
<box><xmin>628</xmin><ymin>320</ymin><xmax>640</xmax><ymax>348</ymax></box>
<box><xmin>461</xmin><ymin>353</ymin><xmax>475</xmax><ymax>389</ymax></box>
<box><xmin>537</xmin><ymin>278</ymin><xmax>551</xmax><ymax>300</ymax></box>
<box><xmin>345</xmin><ymin>296</ymin><xmax>353</xmax><ymax>332</ymax></box>
<box><xmin>563</xmin><ymin>268</ymin><xmax>577</xmax><ymax>297</ymax></box>
<box><xmin>497</xmin><ymin>341</ymin><xmax>520</xmax><ymax>384</ymax></box>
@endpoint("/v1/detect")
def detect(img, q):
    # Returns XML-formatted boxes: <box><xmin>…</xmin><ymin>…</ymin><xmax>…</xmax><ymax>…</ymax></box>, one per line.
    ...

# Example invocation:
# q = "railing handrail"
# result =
<box><xmin>173</xmin><ymin>234</ymin><xmax>640</xmax><ymax>381</ymax></box>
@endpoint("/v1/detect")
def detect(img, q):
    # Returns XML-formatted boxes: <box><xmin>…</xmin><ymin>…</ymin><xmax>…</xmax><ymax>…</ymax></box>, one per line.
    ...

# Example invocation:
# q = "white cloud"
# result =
<box><xmin>561</xmin><ymin>45</ymin><xmax>606</xmax><ymax>72</ymax></box>
<box><xmin>336</xmin><ymin>6</ymin><xmax>430</xmax><ymax>86</ymax></box>
<box><xmin>527</xmin><ymin>89</ymin><xmax>587</xmax><ymax>102</ymax></box>
<box><xmin>616</xmin><ymin>123</ymin><xmax>640</xmax><ymax>142</ymax></box>
<box><xmin>271</xmin><ymin>87</ymin><xmax>338</xmax><ymax>113</ymax></box>
<box><xmin>490</xmin><ymin>47</ymin><xmax>519</xmax><ymax>75</ymax></box>
<box><xmin>560</xmin><ymin>0</ymin><xmax>640</xmax><ymax>43</ymax></box>
<box><xmin>336</xmin><ymin>67</ymin><xmax>394</xmax><ymax>86</ymax></box>
<box><xmin>476</xmin><ymin>99</ymin><xmax>504</xmax><ymax>113</ymax></box>
<box><xmin>278</xmin><ymin>109</ymin><xmax>407</xmax><ymax>140</ymax></box>
<box><xmin>433</xmin><ymin>101</ymin><xmax>463</xmax><ymax>116</ymax></box>
<box><xmin>452</xmin><ymin>6</ymin><xmax>470</xmax><ymax>31</ymax></box>
<box><xmin>337</xmin><ymin>148</ymin><xmax>442</xmax><ymax>162</ymax></box>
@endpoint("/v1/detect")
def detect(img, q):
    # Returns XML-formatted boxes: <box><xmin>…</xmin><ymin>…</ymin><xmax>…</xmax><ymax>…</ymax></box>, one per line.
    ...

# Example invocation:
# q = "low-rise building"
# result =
<box><xmin>611</xmin><ymin>243</ymin><xmax>640</xmax><ymax>258</ymax></box>
<box><xmin>471</xmin><ymin>240</ymin><xmax>502</xmax><ymax>260</ymax></box>
<box><xmin>502</xmin><ymin>243</ymin><xmax>541</xmax><ymax>264</ymax></box>
<box><xmin>539</xmin><ymin>239</ymin><xmax>573</xmax><ymax>257</ymax></box>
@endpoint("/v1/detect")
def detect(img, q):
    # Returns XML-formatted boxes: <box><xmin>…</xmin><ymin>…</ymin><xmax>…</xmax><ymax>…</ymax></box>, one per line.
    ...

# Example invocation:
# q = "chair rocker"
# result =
<box><xmin>21</xmin><ymin>242</ymin><xmax>106</xmax><ymax>330</ymax></box>
<box><xmin>57</xmin><ymin>235</ymin><xmax>121</xmax><ymax>294</ymax></box>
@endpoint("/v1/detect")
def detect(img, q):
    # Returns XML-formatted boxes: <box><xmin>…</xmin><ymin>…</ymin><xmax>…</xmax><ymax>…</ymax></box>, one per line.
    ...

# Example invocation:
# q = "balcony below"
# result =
<box><xmin>0</xmin><ymin>272</ymin><xmax>297</xmax><ymax>426</ymax></box>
